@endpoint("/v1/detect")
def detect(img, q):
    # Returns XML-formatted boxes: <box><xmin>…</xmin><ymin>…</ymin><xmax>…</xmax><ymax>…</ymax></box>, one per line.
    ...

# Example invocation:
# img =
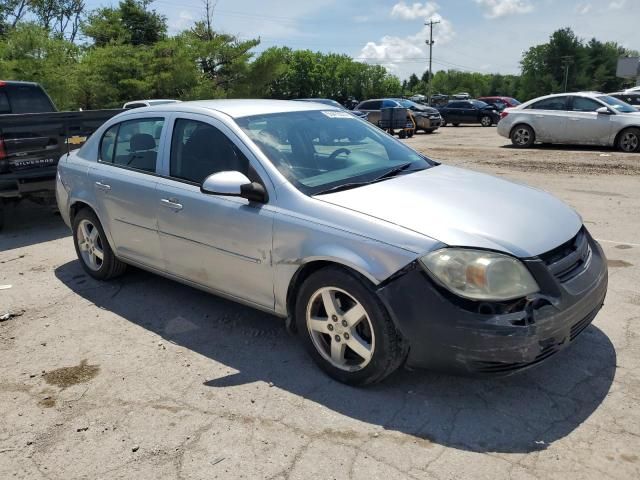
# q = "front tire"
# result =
<box><xmin>72</xmin><ymin>208</ymin><xmax>126</xmax><ymax>280</ymax></box>
<box><xmin>510</xmin><ymin>124</ymin><xmax>535</xmax><ymax>148</ymax></box>
<box><xmin>295</xmin><ymin>267</ymin><xmax>407</xmax><ymax>386</ymax></box>
<box><xmin>617</xmin><ymin>128</ymin><xmax>640</xmax><ymax>153</ymax></box>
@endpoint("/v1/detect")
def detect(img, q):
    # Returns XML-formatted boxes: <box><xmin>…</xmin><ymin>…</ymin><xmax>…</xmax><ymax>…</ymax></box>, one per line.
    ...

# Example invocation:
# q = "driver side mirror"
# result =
<box><xmin>201</xmin><ymin>171</ymin><xmax>268</xmax><ymax>203</ymax></box>
<box><xmin>596</xmin><ymin>106</ymin><xmax>613</xmax><ymax>115</ymax></box>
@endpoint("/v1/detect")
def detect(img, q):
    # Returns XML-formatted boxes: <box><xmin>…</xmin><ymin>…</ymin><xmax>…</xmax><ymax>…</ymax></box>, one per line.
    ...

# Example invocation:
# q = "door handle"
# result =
<box><xmin>95</xmin><ymin>181</ymin><xmax>111</xmax><ymax>191</ymax></box>
<box><xmin>535</xmin><ymin>114</ymin><xmax>545</xmax><ymax>118</ymax></box>
<box><xmin>569</xmin><ymin>117</ymin><xmax>580</xmax><ymax>121</ymax></box>
<box><xmin>161</xmin><ymin>198</ymin><xmax>183</xmax><ymax>210</ymax></box>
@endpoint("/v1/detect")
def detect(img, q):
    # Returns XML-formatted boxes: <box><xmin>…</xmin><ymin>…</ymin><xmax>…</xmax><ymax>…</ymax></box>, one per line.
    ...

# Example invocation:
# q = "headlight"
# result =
<box><xmin>420</xmin><ymin>249</ymin><xmax>539</xmax><ymax>301</ymax></box>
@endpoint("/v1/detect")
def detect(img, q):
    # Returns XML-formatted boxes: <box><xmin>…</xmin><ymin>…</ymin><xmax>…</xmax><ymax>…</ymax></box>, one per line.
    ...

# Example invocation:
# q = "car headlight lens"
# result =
<box><xmin>420</xmin><ymin>249</ymin><xmax>539</xmax><ymax>301</ymax></box>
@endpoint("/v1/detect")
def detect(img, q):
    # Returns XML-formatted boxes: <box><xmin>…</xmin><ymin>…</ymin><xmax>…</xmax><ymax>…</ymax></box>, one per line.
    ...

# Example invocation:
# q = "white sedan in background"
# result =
<box><xmin>497</xmin><ymin>92</ymin><xmax>640</xmax><ymax>152</ymax></box>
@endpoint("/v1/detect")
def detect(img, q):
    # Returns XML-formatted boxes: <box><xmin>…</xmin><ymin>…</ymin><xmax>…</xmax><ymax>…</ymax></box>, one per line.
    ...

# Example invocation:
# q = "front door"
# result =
<box><xmin>155</xmin><ymin>115</ymin><xmax>275</xmax><ymax>310</ymax></box>
<box><xmin>89</xmin><ymin>116</ymin><xmax>165</xmax><ymax>269</ymax></box>
<box><xmin>566</xmin><ymin>97</ymin><xmax>614</xmax><ymax>145</ymax></box>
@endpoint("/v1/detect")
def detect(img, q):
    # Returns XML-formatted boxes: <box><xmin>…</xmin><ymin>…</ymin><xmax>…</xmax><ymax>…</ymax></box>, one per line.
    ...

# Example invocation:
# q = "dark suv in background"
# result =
<box><xmin>356</xmin><ymin>98</ymin><xmax>442</xmax><ymax>133</ymax></box>
<box><xmin>438</xmin><ymin>99</ymin><xmax>501</xmax><ymax>127</ymax></box>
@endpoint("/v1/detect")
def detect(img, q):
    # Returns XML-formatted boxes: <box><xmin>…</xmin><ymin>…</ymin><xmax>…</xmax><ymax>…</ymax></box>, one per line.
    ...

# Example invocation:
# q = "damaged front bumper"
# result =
<box><xmin>377</xmin><ymin>229</ymin><xmax>608</xmax><ymax>375</ymax></box>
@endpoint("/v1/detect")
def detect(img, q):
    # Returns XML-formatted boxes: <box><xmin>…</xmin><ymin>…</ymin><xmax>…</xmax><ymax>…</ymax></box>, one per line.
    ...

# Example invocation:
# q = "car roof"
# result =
<box><xmin>125</xmin><ymin>99</ymin><xmax>339</xmax><ymax>118</ymax></box>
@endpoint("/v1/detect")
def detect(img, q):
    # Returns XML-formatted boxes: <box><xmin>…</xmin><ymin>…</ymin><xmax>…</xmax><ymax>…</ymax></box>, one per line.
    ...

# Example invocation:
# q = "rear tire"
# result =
<box><xmin>510</xmin><ymin>124</ymin><xmax>535</xmax><ymax>148</ymax></box>
<box><xmin>72</xmin><ymin>208</ymin><xmax>126</xmax><ymax>280</ymax></box>
<box><xmin>425</xmin><ymin>128</ymin><xmax>436</xmax><ymax>134</ymax></box>
<box><xmin>453</xmin><ymin>123</ymin><xmax>460</xmax><ymax>127</ymax></box>
<box><xmin>295</xmin><ymin>267</ymin><xmax>407</xmax><ymax>386</ymax></box>
<box><xmin>480</xmin><ymin>115</ymin><xmax>492</xmax><ymax>127</ymax></box>
<box><xmin>617</xmin><ymin>128</ymin><xmax>640</xmax><ymax>153</ymax></box>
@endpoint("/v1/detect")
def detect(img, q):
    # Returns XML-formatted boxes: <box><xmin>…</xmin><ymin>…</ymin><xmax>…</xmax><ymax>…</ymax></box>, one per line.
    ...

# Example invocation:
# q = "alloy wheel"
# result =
<box><xmin>481</xmin><ymin>116</ymin><xmax>492</xmax><ymax>127</ymax></box>
<box><xmin>76</xmin><ymin>219</ymin><xmax>105</xmax><ymax>271</ymax></box>
<box><xmin>305</xmin><ymin>287</ymin><xmax>375</xmax><ymax>372</ymax></box>
<box><xmin>513</xmin><ymin>127</ymin><xmax>531</xmax><ymax>146</ymax></box>
<box><xmin>620</xmin><ymin>131</ymin><xmax>639</xmax><ymax>152</ymax></box>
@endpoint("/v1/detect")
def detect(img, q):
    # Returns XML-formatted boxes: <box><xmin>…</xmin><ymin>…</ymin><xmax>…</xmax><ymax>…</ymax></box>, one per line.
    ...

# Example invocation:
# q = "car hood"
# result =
<box><xmin>315</xmin><ymin>165</ymin><xmax>582</xmax><ymax>258</ymax></box>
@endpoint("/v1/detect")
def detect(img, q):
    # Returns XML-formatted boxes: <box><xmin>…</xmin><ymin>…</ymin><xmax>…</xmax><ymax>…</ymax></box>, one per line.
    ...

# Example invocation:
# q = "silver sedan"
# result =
<box><xmin>56</xmin><ymin>100</ymin><xmax>608</xmax><ymax>385</ymax></box>
<box><xmin>497</xmin><ymin>92</ymin><xmax>640</xmax><ymax>152</ymax></box>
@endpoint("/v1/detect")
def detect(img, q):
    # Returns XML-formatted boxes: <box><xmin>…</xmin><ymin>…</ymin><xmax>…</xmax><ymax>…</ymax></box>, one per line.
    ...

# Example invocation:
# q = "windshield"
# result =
<box><xmin>236</xmin><ymin>110</ymin><xmax>434</xmax><ymax>195</ymax></box>
<box><xmin>597</xmin><ymin>95</ymin><xmax>637</xmax><ymax>113</ymax></box>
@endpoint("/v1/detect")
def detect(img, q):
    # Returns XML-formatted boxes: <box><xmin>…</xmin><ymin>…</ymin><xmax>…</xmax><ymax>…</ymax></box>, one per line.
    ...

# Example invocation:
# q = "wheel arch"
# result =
<box><xmin>68</xmin><ymin>198</ymin><xmax>117</xmax><ymax>252</ymax></box>
<box><xmin>285</xmin><ymin>258</ymin><xmax>381</xmax><ymax>322</ymax></box>
<box><xmin>613</xmin><ymin>125</ymin><xmax>640</xmax><ymax>149</ymax></box>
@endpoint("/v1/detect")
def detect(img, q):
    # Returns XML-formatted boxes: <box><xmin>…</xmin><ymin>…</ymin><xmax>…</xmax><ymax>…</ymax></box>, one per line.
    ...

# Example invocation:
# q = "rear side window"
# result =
<box><xmin>529</xmin><ymin>96</ymin><xmax>568</xmax><ymax>111</ymax></box>
<box><xmin>6</xmin><ymin>85</ymin><xmax>55</xmax><ymax>113</ymax></box>
<box><xmin>0</xmin><ymin>91</ymin><xmax>10</xmax><ymax>114</ymax></box>
<box><xmin>170</xmin><ymin>119</ymin><xmax>249</xmax><ymax>184</ymax></box>
<box><xmin>447</xmin><ymin>102</ymin><xmax>465</xmax><ymax>108</ymax></box>
<box><xmin>99</xmin><ymin>118</ymin><xmax>164</xmax><ymax>173</ymax></box>
<box><xmin>124</xmin><ymin>103</ymin><xmax>147</xmax><ymax>109</ymax></box>
<box><xmin>382</xmin><ymin>100</ymin><xmax>398</xmax><ymax>108</ymax></box>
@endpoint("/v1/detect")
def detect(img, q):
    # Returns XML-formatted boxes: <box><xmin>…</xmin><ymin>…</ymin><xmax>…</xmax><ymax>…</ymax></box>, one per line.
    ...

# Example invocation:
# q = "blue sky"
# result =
<box><xmin>85</xmin><ymin>0</ymin><xmax>639</xmax><ymax>79</ymax></box>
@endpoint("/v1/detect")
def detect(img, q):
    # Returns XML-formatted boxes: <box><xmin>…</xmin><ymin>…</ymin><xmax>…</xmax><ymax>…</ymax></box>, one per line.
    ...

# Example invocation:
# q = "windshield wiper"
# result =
<box><xmin>371</xmin><ymin>162</ymin><xmax>415</xmax><ymax>182</ymax></box>
<box><xmin>314</xmin><ymin>163</ymin><xmax>418</xmax><ymax>196</ymax></box>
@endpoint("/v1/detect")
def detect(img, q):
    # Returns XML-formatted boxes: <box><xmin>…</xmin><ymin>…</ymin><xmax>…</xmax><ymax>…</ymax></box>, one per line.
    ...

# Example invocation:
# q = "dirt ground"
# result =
<box><xmin>1</xmin><ymin>125</ymin><xmax>639</xmax><ymax>480</ymax></box>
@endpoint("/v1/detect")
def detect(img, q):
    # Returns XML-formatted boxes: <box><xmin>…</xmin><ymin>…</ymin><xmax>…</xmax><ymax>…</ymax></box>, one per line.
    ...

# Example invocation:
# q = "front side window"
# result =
<box><xmin>571</xmin><ymin>97</ymin><xmax>603</xmax><ymax>112</ymax></box>
<box><xmin>99</xmin><ymin>118</ymin><xmax>164</xmax><ymax>173</ymax></box>
<box><xmin>236</xmin><ymin>110</ymin><xmax>434</xmax><ymax>196</ymax></box>
<box><xmin>447</xmin><ymin>102</ymin><xmax>464</xmax><ymax>108</ymax></box>
<box><xmin>529</xmin><ymin>96</ymin><xmax>568</xmax><ymax>111</ymax></box>
<box><xmin>170</xmin><ymin>119</ymin><xmax>249</xmax><ymax>184</ymax></box>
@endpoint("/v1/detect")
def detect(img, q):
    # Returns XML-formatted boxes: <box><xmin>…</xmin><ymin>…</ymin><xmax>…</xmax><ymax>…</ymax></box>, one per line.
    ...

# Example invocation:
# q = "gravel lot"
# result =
<box><xmin>1</xmin><ymin>125</ymin><xmax>639</xmax><ymax>480</ymax></box>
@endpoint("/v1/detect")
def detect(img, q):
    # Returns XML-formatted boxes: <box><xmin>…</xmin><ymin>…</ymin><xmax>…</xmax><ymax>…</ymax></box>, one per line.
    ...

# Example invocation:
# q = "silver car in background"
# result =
<box><xmin>56</xmin><ymin>100</ymin><xmax>607</xmax><ymax>385</ymax></box>
<box><xmin>497</xmin><ymin>92</ymin><xmax>640</xmax><ymax>152</ymax></box>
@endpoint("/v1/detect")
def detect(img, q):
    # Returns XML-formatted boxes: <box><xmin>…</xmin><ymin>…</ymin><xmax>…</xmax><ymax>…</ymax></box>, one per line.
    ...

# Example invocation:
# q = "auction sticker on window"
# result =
<box><xmin>321</xmin><ymin>111</ymin><xmax>354</xmax><ymax>119</ymax></box>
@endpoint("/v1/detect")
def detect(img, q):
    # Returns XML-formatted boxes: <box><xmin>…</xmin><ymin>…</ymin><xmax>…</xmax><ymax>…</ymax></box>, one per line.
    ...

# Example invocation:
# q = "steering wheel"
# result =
<box><xmin>328</xmin><ymin>148</ymin><xmax>351</xmax><ymax>162</ymax></box>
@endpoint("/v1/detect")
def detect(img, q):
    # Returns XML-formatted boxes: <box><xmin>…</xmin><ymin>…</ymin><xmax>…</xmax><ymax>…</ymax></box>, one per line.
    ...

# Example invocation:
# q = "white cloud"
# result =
<box><xmin>609</xmin><ymin>0</ymin><xmax>626</xmax><ymax>9</ymax></box>
<box><xmin>474</xmin><ymin>0</ymin><xmax>533</xmax><ymax>19</ymax></box>
<box><xmin>576</xmin><ymin>3</ymin><xmax>592</xmax><ymax>15</ymax></box>
<box><xmin>390</xmin><ymin>2</ymin><xmax>439</xmax><ymax>21</ymax></box>
<box><xmin>358</xmin><ymin>12</ymin><xmax>454</xmax><ymax>77</ymax></box>
<box><xmin>169</xmin><ymin>11</ymin><xmax>195</xmax><ymax>33</ymax></box>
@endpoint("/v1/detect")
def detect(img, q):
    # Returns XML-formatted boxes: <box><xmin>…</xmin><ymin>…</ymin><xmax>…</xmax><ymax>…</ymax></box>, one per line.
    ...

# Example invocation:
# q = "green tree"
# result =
<box><xmin>82</xmin><ymin>0</ymin><xmax>166</xmax><ymax>46</ymax></box>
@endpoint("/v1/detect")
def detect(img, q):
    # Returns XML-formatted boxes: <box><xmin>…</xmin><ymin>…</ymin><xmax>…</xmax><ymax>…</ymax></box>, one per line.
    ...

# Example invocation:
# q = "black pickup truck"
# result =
<box><xmin>0</xmin><ymin>81</ymin><xmax>122</xmax><ymax>229</ymax></box>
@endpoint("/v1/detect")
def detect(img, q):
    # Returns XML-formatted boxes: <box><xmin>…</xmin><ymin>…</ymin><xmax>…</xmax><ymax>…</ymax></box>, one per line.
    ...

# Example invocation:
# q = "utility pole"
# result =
<box><xmin>425</xmin><ymin>19</ymin><xmax>440</xmax><ymax>105</ymax></box>
<box><xmin>561</xmin><ymin>55</ymin><xmax>573</xmax><ymax>92</ymax></box>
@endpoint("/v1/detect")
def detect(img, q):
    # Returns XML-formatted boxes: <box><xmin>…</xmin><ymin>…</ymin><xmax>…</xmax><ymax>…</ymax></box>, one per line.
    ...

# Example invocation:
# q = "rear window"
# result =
<box><xmin>6</xmin><ymin>85</ymin><xmax>55</xmax><ymax>114</ymax></box>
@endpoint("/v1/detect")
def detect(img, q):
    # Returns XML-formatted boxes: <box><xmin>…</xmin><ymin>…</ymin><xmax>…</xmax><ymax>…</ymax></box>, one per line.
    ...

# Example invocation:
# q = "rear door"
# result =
<box><xmin>566</xmin><ymin>96</ymin><xmax>614</xmax><ymax>145</ymax></box>
<box><xmin>524</xmin><ymin>96</ymin><xmax>569</xmax><ymax>142</ymax></box>
<box><xmin>89</xmin><ymin>116</ymin><xmax>165</xmax><ymax>269</ymax></box>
